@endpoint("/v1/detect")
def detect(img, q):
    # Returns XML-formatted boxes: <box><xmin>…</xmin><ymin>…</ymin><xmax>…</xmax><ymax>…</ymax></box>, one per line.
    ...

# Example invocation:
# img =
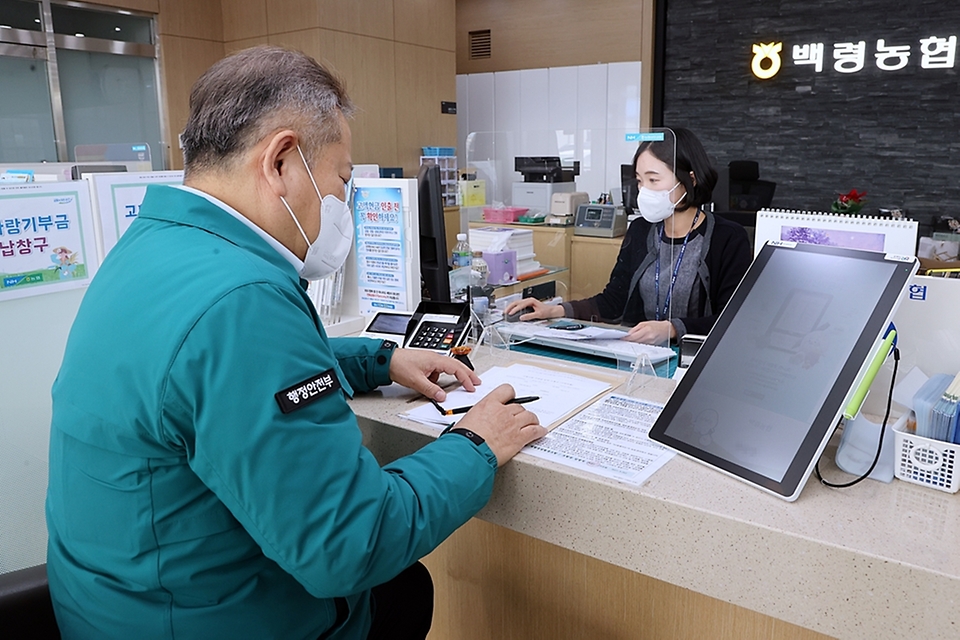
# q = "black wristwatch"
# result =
<box><xmin>376</xmin><ymin>340</ymin><xmax>398</xmax><ymax>366</ymax></box>
<box><xmin>441</xmin><ymin>426</ymin><xmax>486</xmax><ymax>447</ymax></box>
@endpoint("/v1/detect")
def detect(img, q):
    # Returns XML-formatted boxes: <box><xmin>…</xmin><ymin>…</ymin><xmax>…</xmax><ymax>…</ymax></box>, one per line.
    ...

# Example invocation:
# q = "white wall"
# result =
<box><xmin>457</xmin><ymin>61</ymin><xmax>641</xmax><ymax>208</ymax></box>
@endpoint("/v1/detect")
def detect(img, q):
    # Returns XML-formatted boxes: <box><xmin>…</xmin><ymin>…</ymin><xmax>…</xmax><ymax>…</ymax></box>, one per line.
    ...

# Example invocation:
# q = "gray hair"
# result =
<box><xmin>180</xmin><ymin>45</ymin><xmax>355</xmax><ymax>176</ymax></box>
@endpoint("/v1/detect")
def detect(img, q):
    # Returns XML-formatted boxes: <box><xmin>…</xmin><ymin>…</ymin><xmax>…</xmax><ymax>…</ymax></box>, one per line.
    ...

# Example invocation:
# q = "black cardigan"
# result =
<box><xmin>566</xmin><ymin>212</ymin><xmax>752</xmax><ymax>337</ymax></box>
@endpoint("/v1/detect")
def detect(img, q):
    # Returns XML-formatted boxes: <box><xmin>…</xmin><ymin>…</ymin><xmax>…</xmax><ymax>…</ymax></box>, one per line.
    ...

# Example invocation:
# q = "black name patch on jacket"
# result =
<box><xmin>275</xmin><ymin>369</ymin><xmax>341</xmax><ymax>414</ymax></box>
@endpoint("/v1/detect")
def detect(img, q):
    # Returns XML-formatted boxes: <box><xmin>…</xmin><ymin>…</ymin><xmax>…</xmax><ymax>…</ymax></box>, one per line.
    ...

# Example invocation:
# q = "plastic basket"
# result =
<box><xmin>482</xmin><ymin>206</ymin><xmax>528</xmax><ymax>223</ymax></box>
<box><xmin>422</xmin><ymin>146</ymin><xmax>455</xmax><ymax>156</ymax></box>
<box><xmin>893</xmin><ymin>412</ymin><xmax>960</xmax><ymax>493</ymax></box>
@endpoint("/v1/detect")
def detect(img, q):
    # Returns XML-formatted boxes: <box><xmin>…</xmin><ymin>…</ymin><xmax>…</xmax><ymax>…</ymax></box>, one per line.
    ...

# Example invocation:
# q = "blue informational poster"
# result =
<box><xmin>353</xmin><ymin>186</ymin><xmax>409</xmax><ymax>313</ymax></box>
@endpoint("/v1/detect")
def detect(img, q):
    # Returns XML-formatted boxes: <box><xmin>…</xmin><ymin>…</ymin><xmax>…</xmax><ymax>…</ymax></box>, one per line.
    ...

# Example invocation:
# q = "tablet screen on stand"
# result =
<box><xmin>649</xmin><ymin>242</ymin><xmax>918</xmax><ymax>501</ymax></box>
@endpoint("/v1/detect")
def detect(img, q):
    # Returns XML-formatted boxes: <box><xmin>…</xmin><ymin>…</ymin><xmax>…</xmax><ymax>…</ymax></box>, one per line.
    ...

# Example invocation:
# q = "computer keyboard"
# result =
<box><xmin>493</xmin><ymin>322</ymin><xmax>675</xmax><ymax>364</ymax></box>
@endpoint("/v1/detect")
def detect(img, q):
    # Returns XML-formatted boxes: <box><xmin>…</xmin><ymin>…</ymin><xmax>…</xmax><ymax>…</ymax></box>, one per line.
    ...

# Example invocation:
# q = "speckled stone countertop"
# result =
<box><xmin>349</xmin><ymin>350</ymin><xmax>960</xmax><ymax>640</ymax></box>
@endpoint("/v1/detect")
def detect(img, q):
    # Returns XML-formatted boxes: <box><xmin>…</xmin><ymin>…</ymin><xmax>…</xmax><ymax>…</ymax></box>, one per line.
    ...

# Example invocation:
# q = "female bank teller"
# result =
<box><xmin>505</xmin><ymin>127</ymin><xmax>752</xmax><ymax>345</ymax></box>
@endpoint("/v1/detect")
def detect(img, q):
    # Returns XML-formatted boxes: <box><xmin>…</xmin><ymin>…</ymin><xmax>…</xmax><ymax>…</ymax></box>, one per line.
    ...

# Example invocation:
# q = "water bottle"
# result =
<box><xmin>470</xmin><ymin>250</ymin><xmax>491</xmax><ymax>325</ymax></box>
<box><xmin>450</xmin><ymin>233</ymin><xmax>472</xmax><ymax>300</ymax></box>
<box><xmin>452</xmin><ymin>233</ymin><xmax>472</xmax><ymax>268</ymax></box>
<box><xmin>471</xmin><ymin>251</ymin><xmax>489</xmax><ymax>287</ymax></box>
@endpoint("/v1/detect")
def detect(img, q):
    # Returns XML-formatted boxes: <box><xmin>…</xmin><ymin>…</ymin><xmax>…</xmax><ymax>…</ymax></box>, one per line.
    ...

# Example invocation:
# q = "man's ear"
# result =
<box><xmin>260</xmin><ymin>130</ymin><xmax>300</xmax><ymax>198</ymax></box>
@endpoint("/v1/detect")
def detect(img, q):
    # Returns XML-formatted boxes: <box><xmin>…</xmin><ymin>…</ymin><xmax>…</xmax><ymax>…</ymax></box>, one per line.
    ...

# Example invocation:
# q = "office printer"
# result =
<box><xmin>515</xmin><ymin>157</ymin><xmax>580</xmax><ymax>183</ymax></box>
<box><xmin>512</xmin><ymin>157</ymin><xmax>581</xmax><ymax>211</ymax></box>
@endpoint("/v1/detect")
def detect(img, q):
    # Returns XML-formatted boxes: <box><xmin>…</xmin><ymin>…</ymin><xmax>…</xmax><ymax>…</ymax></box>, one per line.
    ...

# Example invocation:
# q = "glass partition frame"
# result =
<box><xmin>463</xmin><ymin>128</ymin><xmax>677</xmax><ymax>213</ymax></box>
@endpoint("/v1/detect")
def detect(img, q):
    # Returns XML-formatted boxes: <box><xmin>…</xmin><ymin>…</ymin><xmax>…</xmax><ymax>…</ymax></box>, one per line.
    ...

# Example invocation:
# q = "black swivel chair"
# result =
<box><xmin>712</xmin><ymin>160</ymin><xmax>777</xmax><ymax>227</ymax></box>
<box><xmin>727</xmin><ymin>160</ymin><xmax>776</xmax><ymax>212</ymax></box>
<box><xmin>0</xmin><ymin>564</ymin><xmax>61</xmax><ymax>639</ymax></box>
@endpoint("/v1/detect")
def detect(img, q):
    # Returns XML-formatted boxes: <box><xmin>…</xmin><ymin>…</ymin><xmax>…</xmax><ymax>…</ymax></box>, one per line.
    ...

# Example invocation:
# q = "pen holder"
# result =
<box><xmin>450</xmin><ymin>345</ymin><xmax>474</xmax><ymax>371</ymax></box>
<box><xmin>835</xmin><ymin>412</ymin><xmax>895</xmax><ymax>483</ymax></box>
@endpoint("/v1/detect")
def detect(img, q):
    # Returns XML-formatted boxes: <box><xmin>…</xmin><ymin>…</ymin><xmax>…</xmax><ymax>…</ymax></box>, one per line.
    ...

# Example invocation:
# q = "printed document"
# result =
<box><xmin>523</xmin><ymin>394</ymin><xmax>675</xmax><ymax>486</ymax></box>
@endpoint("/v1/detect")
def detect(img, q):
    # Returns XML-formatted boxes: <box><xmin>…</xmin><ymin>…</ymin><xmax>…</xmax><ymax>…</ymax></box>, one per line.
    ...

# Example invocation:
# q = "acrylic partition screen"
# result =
<box><xmin>57</xmin><ymin>49</ymin><xmax>164</xmax><ymax>171</ymax></box>
<box><xmin>463</xmin><ymin>128</ymin><xmax>643</xmax><ymax>213</ymax></box>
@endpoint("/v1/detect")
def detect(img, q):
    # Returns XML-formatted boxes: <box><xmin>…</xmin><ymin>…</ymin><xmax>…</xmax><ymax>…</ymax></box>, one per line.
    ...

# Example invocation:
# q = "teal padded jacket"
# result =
<box><xmin>46</xmin><ymin>185</ymin><xmax>497</xmax><ymax>639</ymax></box>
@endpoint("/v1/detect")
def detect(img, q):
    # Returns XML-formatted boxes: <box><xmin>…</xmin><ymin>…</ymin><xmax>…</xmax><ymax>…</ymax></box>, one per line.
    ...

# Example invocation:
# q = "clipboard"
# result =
<box><xmin>404</xmin><ymin>358</ymin><xmax>627</xmax><ymax>432</ymax></box>
<box><xmin>500</xmin><ymin>358</ymin><xmax>628</xmax><ymax>430</ymax></box>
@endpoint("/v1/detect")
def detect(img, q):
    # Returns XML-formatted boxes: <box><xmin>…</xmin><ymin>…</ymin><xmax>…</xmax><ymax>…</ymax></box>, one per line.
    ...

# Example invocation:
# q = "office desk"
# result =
<box><xmin>350</xmin><ymin>349</ymin><xmax>960</xmax><ymax>640</ymax></box>
<box><xmin>570</xmin><ymin>234</ymin><xmax>621</xmax><ymax>300</ymax></box>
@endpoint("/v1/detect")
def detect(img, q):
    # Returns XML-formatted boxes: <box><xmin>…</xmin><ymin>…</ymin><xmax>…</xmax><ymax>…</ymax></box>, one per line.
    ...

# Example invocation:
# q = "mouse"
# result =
<box><xmin>505</xmin><ymin>307</ymin><xmax>533</xmax><ymax>322</ymax></box>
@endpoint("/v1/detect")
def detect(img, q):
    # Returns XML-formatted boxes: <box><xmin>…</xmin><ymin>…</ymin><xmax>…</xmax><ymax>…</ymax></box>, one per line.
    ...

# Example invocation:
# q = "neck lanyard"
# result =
<box><xmin>654</xmin><ymin>209</ymin><xmax>701</xmax><ymax>321</ymax></box>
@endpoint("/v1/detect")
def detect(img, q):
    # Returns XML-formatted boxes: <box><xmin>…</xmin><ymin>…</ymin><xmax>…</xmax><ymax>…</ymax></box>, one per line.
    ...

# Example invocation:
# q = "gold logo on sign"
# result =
<box><xmin>751</xmin><ymin>42</ymin><xmax>783</xmax><ymax>79</ymax></box>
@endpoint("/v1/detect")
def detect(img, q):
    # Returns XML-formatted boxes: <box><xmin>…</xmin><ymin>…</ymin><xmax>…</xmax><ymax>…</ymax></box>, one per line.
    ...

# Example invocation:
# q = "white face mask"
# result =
<box><xmin>637</xmin><ymin>182</ymin><xmax>685</xmax><ymax>223</ymax></box>
<box><xmin>279</xmin><ymin>145</ymin><xmax>354</xmax><ymax>280</ymax></box>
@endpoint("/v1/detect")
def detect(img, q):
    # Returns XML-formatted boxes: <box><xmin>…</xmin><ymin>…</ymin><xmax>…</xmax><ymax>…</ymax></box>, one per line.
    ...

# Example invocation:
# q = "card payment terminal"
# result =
<box><xmin>360</xmin><ymin>301</ymin><xmax>471</xmax><ymax>355</ymax></box>
<box><xmin>403</xmin><ymin>301</ymin><xmax>471</xmax><ymax>353</ymax></box>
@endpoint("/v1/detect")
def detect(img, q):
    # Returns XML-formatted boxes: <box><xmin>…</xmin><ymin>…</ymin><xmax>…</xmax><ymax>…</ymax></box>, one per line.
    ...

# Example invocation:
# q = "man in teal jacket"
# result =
<box><xmin>46</xmin><ymin>46</ymin><xmax>546</xmax><ymax>639</ymax></box>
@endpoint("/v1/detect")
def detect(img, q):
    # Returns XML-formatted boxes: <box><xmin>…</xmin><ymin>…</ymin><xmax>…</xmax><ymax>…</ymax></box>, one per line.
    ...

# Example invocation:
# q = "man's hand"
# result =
<box><xmin>623</xmin><ymin>320</ymin><xmax>676</xmax><ymax>345</ymax></box>
<box><xmin>454</xmin><ymin>384</ymin><xmax>547</xmax><ymax>466</ymax></box>
<box><xmin>388</xmin><ymin>348</ymin><xmax>480</xmax><ymax>401</ymax></box>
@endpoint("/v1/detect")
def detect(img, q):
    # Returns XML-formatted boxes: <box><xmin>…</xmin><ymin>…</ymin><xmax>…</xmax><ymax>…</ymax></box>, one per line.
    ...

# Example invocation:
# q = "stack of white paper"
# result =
<box><xmin>403</xmin><ymin>363</ymin><xmax>613</xmax><ymax>431</ymax></box>
<box><xmin>469</xmin><ymin>227</ymin><xmax>534</xmax><ymax>257</ymax></box>
<box><xmin>516</xmin><ymin>257</ymin><xmax>541</xmax><ymax>275</ymax></box>
<box><xmin>469</xmin><ymin>227</ymin><xmax>541</xmax><ymax>274</ymax></box>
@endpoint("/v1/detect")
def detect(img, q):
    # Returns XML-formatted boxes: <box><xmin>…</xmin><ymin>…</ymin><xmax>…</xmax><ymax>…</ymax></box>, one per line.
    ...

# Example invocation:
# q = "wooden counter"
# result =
<box><xmin>351</xmin><ymin>348</ymin><xmax>960</xmax><ymax>640</ymax></box>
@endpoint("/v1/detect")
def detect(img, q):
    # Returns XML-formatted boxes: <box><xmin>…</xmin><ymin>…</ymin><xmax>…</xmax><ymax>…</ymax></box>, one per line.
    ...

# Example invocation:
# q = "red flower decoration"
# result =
<box><xmin>839</xmin><ymin>189</ymin><xmax>866</xmax><ymax>204</ymax></box>
<box><xmin>831</xmin><ymin>189</ymin><xmax>867</xmax><ymax>214</ymax></box>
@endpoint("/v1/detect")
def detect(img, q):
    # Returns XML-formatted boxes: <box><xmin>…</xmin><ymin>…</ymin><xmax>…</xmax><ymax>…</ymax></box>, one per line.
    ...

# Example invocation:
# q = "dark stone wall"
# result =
<box><xmin>662</xmin><ymin>0</ymin><xmax>960</xmax><ymax>223</ymax></box>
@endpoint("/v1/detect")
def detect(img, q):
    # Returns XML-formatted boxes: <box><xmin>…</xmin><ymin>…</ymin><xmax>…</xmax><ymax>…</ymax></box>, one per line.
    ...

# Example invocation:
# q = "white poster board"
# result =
<box><xmin>87</xmin><ymin>170</ymin><xmax>183</xmax><ymax>258</ymax></box>
<box><xmin>0</xmin><ymin>182</ymin><xmax>99</xmax><ymax>302</ymax></box>
<box><xmin>351</xmin><ymin>178</ymin><xmax>421</xmax><ymax>314</ymax></box>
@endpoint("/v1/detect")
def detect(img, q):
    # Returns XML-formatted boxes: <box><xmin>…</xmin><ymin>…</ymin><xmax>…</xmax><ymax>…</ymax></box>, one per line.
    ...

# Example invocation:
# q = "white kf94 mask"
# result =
<box><xmin>279</xmin><ymin>145</ymin><xmax>354</xmax><ymax>280</ymax></box>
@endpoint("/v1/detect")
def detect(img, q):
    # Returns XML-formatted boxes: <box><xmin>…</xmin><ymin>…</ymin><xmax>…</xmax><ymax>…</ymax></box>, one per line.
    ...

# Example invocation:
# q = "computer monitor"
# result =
<box><xmin>417</xmin><ymin>163</ymin><xmax>450</xmax><ymax>302</ymax></box>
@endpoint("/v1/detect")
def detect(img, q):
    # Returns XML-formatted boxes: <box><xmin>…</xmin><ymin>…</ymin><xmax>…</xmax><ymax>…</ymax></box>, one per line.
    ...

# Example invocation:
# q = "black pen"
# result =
<box><xmin>431</xmin><ymin>395</ymin><xmax>540</xmax><ymax>416</ymax></box>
